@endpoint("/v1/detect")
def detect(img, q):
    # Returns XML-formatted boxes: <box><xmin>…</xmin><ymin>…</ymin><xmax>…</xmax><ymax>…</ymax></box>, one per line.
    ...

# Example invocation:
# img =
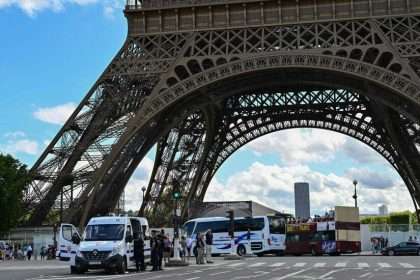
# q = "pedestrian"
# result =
<box><xmin>150</xmin><ymin>232</ymin><xmax>159</xmax><ymax>271</ymax></box>
<box><xmin>180</xmin><ymin>236</ymin><xmax>187</xmax><ymax>262</ymax></box>
<box><xmin>196</xmin><ymin>233</ymin><xmax>205</xmax><ymax>265</ymax></box>
<box><xmin>26</xmin><ymin>244</ymin><xmax>33</xmax><ymax>261</ymax></box>
<box><xmin>163</xmin><ymin>234</ymin><xmax>171</xmax><ymax>265</ymax></box>
<box><xmin>40</xmin><ymin>246</ymin><xmax>46</xmax><ymax>261</ymax></box>
<box><xmin>157</xmin><ymin>230</ymin><xmax>165</xmax><ymax>270</ymax></box>
<box><xmin>134</xmin><ymin>233</ymin><xmax>145</xmax><ymax>272</ymax></box>
<box><xmin>205</xmin><ymin>229</ymin><xmax>213</xmax><ymax>263</ymax></box>
<box><xmin>186</xmin><ymin>235</ymin><xmax>193</xmax><ymax>261</ymax></box>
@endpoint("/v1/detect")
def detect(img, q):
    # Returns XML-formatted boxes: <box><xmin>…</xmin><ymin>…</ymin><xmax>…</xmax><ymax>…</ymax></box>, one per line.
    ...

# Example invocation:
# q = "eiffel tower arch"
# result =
<box><xmin>26</xmin><ymin>0</ymin><xmax>420</xmax><ymax>226</ymax></box>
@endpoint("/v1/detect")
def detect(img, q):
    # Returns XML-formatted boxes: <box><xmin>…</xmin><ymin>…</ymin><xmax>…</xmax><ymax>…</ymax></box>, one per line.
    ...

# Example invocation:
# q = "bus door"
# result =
<box><xmin>268</xmin><ymin>216</ymin><xmax>286</xmax><ymax>251</ymax></box>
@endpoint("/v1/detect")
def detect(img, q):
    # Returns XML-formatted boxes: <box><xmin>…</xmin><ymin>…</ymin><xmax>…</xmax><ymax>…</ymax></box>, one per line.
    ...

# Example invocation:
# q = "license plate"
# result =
<box><xmin>89</xmin><ymin>261</ymin><xmax>101</xmax><ymax>265</ymax></box>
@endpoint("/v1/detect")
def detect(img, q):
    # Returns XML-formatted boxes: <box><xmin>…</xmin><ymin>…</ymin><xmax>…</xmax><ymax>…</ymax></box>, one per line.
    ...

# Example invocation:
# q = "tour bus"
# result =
<box><xmin>58</xmin><ymin>215</ymin><xmax>151</xmax><ymax>274</ymax></box>
<box><xmin>183</xmin><ymin>214</ymin><xmax>289</xmax><ymax>256</ymax></box>
<box><xmin>285</xmin><ymin>206</ymin><xmax>361</xmax><ymax>256</ymax></box>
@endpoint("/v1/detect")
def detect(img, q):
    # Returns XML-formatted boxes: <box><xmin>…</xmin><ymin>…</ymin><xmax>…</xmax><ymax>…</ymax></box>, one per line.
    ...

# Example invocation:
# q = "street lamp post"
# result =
<box><xmin>352</xmin><ymin>180</ymin><xmax>358</xmax><ymax>208</ymax></box>
<box><xmin>141</xmin><ymin>186</ymin><xmax>146</xmax><ymax>201</ymax></box>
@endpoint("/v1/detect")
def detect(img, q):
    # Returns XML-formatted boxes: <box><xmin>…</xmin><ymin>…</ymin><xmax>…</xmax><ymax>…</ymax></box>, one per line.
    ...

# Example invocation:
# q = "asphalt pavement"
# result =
<box><xmin>1</xmin><ymin>255</ymin><xmax>420</xmax><ymax>280</ymax></box>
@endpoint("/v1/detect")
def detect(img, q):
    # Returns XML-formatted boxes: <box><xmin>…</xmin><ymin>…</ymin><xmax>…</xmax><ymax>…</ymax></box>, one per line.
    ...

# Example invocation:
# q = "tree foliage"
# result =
<box><xmin>0</xmin><ymin>154</ymin><xmax>31</xmax><ymax>233</ymax></box>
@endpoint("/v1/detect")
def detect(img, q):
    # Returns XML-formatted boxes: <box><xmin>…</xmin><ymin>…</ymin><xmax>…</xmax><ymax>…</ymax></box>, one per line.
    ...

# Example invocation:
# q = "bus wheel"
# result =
<box><xmin>311</xmin><ymin>248</ymin><xmax>317</xmax><ymax>256</ymax></box>
<box><xmin>237</xmin><ymin>245</ymin><xmax>246</xmax><ymax>256</ymax></box>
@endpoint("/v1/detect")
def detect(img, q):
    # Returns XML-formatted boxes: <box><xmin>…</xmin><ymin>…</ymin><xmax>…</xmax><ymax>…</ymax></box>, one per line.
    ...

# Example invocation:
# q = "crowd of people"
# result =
<box><xmin>131</xmin><ymin>228</ymin><xmax>214</xmax><ymax>273</ymax></box>
<box><xmin>0</xmin><ymin>242</ymin><xmax>57</xmax><ymax>261</ymax></box>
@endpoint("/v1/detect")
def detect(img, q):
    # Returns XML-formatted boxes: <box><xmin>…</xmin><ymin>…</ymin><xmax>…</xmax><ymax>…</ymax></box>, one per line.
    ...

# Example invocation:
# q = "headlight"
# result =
<box><xmin>76</xmin><ymin>250</ymin><xmax>83</xmax><ymax>258</ymax></box>
<box><xmin>111</xmin><ymin>246</ymin><xmax>121</xmax><ymax>256</ymax></box>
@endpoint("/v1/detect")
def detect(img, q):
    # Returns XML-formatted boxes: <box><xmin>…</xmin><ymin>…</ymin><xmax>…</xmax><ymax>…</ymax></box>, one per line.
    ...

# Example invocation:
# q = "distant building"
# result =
<box><xmin>188</xmin><ymin>201</ymin><xmax>289</xmax><ymax>219</ymax></box>
<box><xmin>379</xmin><ymin>204</ymin><xmax>389</xmax><ymax>216</ymax></box>
<box><xmin>294</xmin><ymin>182</ymin><xmax>310</xmax><ymax>219</ymax></box>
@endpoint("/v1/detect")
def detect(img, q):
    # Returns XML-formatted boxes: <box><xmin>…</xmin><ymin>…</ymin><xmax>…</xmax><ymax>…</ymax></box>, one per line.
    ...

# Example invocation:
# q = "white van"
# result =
<box><xmin>58</xmin><ymin>216</ymin><xmax>151</xmax><ymax>274</ymax></box>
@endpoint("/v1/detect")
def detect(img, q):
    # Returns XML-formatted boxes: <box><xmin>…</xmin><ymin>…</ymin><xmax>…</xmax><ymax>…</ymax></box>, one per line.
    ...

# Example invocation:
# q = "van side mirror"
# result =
<box><xmin>71</xmin><ymin>234</ymin><xmax>81</xmax><ymax>245</ymax></box>
<box><xmin>126</xmin><ymin>234</ymin><xmax>133</xmax><ymax>243</ymax></box>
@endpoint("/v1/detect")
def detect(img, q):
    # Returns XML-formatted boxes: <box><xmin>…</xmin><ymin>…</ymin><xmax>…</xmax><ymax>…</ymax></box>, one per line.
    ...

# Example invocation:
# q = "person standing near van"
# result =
<box><xmin>205</xmin><ymin>229</ymin><xmax>213</xmax><ymax>263</ymax></box>
<box><xmin>150</xmin><ymin>232</ymin><xmax>159</xmax><ymax>271</ymax></box>
<box><xmin>133</xmin><ymin>233</ymin><xmax>145</xmax><ymax>272</ymax></box>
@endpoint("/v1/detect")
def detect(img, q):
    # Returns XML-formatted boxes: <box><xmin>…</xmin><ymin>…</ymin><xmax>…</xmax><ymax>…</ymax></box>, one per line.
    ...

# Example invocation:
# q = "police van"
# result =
<box><xmin>58</xmin><ymin>215</ymin><xmax>151</xmax><ymax>274</ymax></box>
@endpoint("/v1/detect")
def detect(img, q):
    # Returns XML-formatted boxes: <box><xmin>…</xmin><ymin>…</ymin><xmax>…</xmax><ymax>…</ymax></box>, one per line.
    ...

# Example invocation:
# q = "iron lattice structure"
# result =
<box><xmin>26</xmin><ymin>0</ymin><xmax>420</xmax><ymax>226</ymax></box>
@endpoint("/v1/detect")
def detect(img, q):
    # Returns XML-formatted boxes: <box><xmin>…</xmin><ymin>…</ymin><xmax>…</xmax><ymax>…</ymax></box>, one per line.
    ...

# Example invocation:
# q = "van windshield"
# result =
<box><xmin>84</xmin><ymin>224</ymin><xmax>125</xmax><ymax>241</ymax></box>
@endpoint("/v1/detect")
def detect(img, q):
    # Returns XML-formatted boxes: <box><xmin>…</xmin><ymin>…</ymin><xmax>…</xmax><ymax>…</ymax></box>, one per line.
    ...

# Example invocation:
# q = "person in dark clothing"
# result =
<box><xmin>133</xmin><ymin>233</ymin><xmax>145</xmax><ymax>272</ymax></box>
<box><xmin>205</xmin><ymin>229</ymin><xmax>213</xmax><ymax>263</ymax></box>
<box><xmin>150</xmin><ymin>232</ymin><xmax>159</xmax><ymax>271</ymax></box>
<box><xmin>157</xmin><ymin>230</ymin><xmax>165</xmax><ymax>270</ymax></box>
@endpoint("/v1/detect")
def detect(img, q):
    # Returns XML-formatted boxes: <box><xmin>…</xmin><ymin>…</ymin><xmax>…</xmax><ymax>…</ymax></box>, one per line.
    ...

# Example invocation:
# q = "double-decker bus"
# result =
<box><xmin>183</xmin><ymin>214</ymin><xmax>289</xmax><ymax>256</ymax></box>
<box><xmin>285</xmin><ymin>206</ymin><xmax>361</xmax><ymax>256</ymax></box>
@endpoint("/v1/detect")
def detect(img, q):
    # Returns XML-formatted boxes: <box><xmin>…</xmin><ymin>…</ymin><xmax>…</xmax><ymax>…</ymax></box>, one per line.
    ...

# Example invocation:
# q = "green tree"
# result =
<box><xmin>0</xmin><ymin>154</ymin><xmax>31</xmax><ymax>233</ymax></box>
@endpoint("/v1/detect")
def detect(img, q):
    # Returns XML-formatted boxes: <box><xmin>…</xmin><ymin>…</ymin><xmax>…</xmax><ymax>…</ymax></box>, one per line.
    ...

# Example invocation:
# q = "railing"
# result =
<box><xmin>126</xmin><ymin>0</ymin><xmax>265</xmax><ymax>10</ymax></box>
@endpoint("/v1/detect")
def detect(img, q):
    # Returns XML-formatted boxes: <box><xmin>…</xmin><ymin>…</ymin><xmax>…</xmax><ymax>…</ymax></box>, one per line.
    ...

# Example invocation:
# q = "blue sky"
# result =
<box><xmin>0</xmin><ymin>0</ymin><xmax>412</xmax><ymax>215</ymax></box>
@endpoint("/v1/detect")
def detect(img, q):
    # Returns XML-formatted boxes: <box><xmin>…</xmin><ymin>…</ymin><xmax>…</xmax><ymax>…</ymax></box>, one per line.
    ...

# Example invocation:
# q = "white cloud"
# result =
<box><xmin>124</xmin><ymin>157</ymin><xmax>154</xmax><ymax>211</ymax></box>
<box><xmin>245</xmin><ymin>129</ymin><xmax>389</xmax><ymax>165</ymax></box>
<box><xmin>33</xmin><ymin>102</ymin><xmax>76</xmax><ymax>125</ymax></box>
<box><xmin>246</xmin><ymin>129</ymin><xmax>346</xmax><ymax>165</ymax></box>
<box><xmin>205</xmin><ymin>162</ymin><xmax>414</xmax><ymax>215</ymax></box>
<box><xmin>0</xmin><ymin>132</ymin><xmax>39</xmax><ymax>156</ymax></box>
<box><xmin>0</xmin><ymin>0</ymin><xmax>123</xmax><ymax>17</ymax></box>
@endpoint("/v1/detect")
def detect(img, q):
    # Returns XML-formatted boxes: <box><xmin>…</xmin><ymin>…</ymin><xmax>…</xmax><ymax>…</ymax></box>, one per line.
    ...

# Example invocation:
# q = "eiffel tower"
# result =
<box><xmin>26</xmin><ymin>0</ymin><xmax>420</xmax><ymax>226</ymax></box>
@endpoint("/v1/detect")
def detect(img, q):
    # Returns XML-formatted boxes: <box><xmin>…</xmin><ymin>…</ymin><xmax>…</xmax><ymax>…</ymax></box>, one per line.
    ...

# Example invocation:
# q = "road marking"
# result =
<box><xmin>0</xmin><ymin>265</ymin><xmax>68</xmax><ymax>271</ymax></box>
<box><xmin>185</xmin><ymin>278</ymin><xmax>200</xmax><ymax>280</ymax></box>
<box><xmin>227</xmin><ymin>262</ymin><xmax>245</xmax><ymax>267</ymax></box>
<box><xmin>271</xmin><ymin>268</ymin><xmax>310</xmax><ymax>280</ymax></box>
<box><xmin>334</xmin><ymin>263</ymin><xmax>347</xmax><ymax>267</ymax></box>
<box><xmin>210</xmin><ymin>271</ymin><xmax>232</xmax><ymax>276</ymax></box>
<box><xmin>400</xmin><ymin>263</ymin><xmax>415</xmax><ymax>268</ymax></box>
<box><xmin>293</xmin><ymin>263</ymin><xmax>306</xmax><ymax>267</ymax></box>
<box><xmin>269</xmin><ymin>263</ymin><xmax>285</xmax><ymax>267</ymax></box>
<box><xmin>357</xmin><ymin>263</ymin><xmax>369</xmax><ymax>268</ymax></box>
<box><xmin>359</xmin><ymin>272</ymin><xmax>372</xmax><ymax>278</ymax></box>
<box><xmin>313</xmin><ymin>263</ymin><xmax>326</xmax><ymax>268</ymax></box>
<box><xmin>249</xmin><ymin>262</ymin><xmax>265</xmax><ymax>267</ymax></box>
<box><xmin>378</xmin><ymin>263</ymin><xmax>391</xmax><ymax>268</ymax></box>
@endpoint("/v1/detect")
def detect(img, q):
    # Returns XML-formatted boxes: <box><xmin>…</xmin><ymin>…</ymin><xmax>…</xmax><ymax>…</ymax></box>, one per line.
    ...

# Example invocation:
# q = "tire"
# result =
<box><xmin>118</xmin><ymin>257</ymin><xmax>127</xmax><ymax>274</ymax></box>
<box><xmin>417</xmin><ymin>250</ymin><xmax>420</xmax><ymax>256</ymax></box>
<box><xmin>237</xmin><ymin>245</ymin><xmax>246</xmax><ymax>256</ymax></box>
<box><xmin>275</xmin><ymin>251</ymin><xmax>284</xmax><ymax>257</ymax></box>
<box><xmin>256</xmin><ymin>253</ymin><xmax>264</xmax><ymax>257</ymax></box>
<box><xmin>311</xmin><ymin>248</ymin><xmax>317</xmax><ymax>256</ymax></box>
<box><xmin>388</xmin><ymin>250</ymin><xmax>394</xmax><ymax>256</ymax></box>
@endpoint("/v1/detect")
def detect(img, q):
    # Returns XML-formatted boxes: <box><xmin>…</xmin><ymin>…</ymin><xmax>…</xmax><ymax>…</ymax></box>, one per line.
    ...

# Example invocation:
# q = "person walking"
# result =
<box><xmin>180</xmin><ymin>236</ymin><xmax>187</xmax><ymax>263</ymax></box>
<box><xmin>205</xmin><ymin>229</ymin><xmax>213</xmax><ymax>263</ymax></box>
<box><xmin>26</xmin><ymin>244</ymin><xmax>33</xmax><ymax>261</ymax></box>
<box><xmin>196</xmin><ymin>233</ymin><xmax>205</xmax><ymax>265</ymax></box>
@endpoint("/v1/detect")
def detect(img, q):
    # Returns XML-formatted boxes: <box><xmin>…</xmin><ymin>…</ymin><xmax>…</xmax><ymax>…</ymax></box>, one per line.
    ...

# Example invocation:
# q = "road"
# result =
<box><xmin>1</xmin><ymin>256</ymin><xmax>420</xmax><ymax>280</ymax></box>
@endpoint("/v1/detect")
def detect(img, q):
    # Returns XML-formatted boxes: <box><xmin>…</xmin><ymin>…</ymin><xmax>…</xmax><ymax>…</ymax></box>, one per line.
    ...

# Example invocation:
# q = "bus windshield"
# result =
<box><xmin>183</xmin><ymin>221</ymin><xmax>195</xmax><ymax>237</ymax></box>
<box><xmin>84</xmin><ymin>224</ymin><xmax>125</xmax><ymax>241</ymax></box>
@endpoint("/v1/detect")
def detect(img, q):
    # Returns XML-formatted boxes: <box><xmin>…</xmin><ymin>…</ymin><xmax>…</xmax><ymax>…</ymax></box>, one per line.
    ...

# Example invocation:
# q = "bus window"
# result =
<box><xmin>184</xmin><ymin>221</ymin><xmax>195</xmax><ymax>237</ymax></box>
<box><xmin>268</xmin><ymin>217</ymin><xmax>286</xmax><ymax>234</ymax></box>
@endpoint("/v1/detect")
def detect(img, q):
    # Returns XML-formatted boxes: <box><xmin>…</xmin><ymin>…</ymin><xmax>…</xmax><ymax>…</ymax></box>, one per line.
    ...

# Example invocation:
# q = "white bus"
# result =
<box><xmin>183</xmin><ymin>215</ymin><xmax>288</xmax><ymax>256</ymax></box>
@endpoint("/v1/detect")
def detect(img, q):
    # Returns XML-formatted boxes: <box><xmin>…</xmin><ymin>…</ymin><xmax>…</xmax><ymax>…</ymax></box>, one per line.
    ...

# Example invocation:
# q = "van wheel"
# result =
<box><xmin>237</xmin><ymin>245</ymin><xmax>246</xmax><ymax>256</ymax></box>
<box><xmin>118</xmin><ymin>258</ymin><xmax>127</xmax><ymax>274</ymax></box>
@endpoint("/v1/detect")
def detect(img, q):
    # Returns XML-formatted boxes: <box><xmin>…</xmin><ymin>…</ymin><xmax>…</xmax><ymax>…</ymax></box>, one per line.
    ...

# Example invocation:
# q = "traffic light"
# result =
<box><xmin>172</xmin><ymin>181</ymin><xmax>182</xmax><ymax>200</ymax></box>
